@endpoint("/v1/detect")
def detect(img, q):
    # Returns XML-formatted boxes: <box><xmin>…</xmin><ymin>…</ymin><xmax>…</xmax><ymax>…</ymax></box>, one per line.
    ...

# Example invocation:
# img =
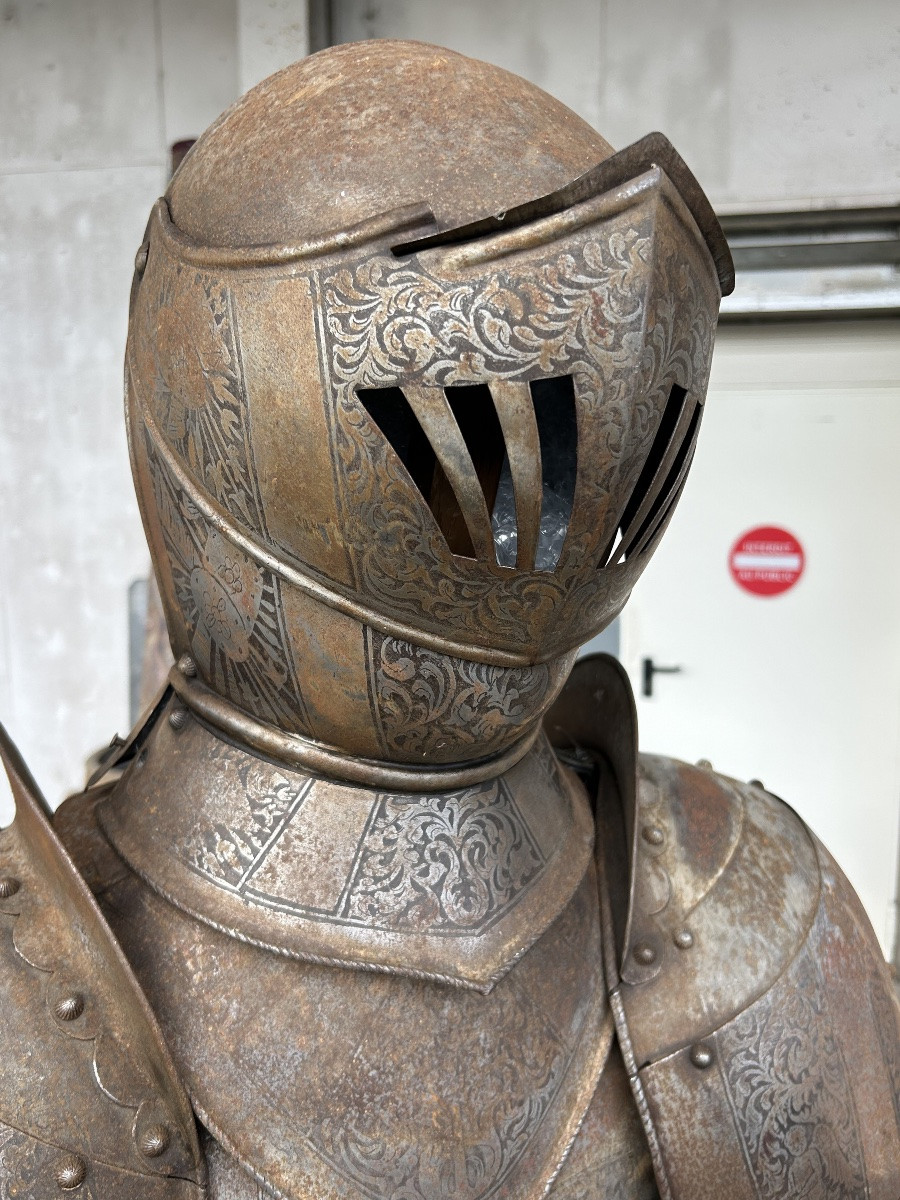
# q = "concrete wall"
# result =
<box><xmin>0</xmin><ymin>0</ymin><xmax>306</xmax><ymax>818</ymax></box>
<box><xmin>333</xmin><ymin>0</ymin><xmax>900</xmax><ymax>212</ymax></box>
<box><xmin>0</xmin><ymin>0</ymin><xmax>897</xmax><ymax>822</ymax></box>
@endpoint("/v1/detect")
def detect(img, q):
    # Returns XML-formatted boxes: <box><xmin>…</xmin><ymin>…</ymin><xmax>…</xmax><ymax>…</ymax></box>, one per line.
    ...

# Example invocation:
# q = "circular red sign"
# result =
<box><xmin>729</xmin><ymin>526</ymin><xmax>804</xmax><ymax>596</ymax></box>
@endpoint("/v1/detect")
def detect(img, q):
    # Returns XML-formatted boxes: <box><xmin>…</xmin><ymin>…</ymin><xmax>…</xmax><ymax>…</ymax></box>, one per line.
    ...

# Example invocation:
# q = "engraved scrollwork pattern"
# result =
<box><xmin>320</xmin><ymin>203</ymin><xmax>719</xmax><ymax>651</ymax></box>
<box><xmin>137</xmin><ymin>258</ymin><xmax>268</xmax><ymax>537</ymax></box>
<box><xmin>189</xmin><ymin>740</ymin><xmax>312</xmax><ymax>889</ymax></box>
<box><xmin>145</xmin><ymin>434</ymin><xmax>312</xmax><ymax>735</ymax></box>
<box><xmin>369</xmin><ymin>632</ymin><xmax>574</xmax><ymax>761</ymax></box>
<box><xmin>717</xmin><ymin>945</ymin><xmax>867</xmax><ymax>1200</ymax></box>
<box><xmin>344</xmin><ymin>780</ymin><xmax>546</xmax><ymax>932</ymax></box>
<box><xmin>305</xmin><ymin>889</ymin><xmax>596</xmax><ymax>1200</ymax></box>
<box><xmin>321</xmin><ymin>224</ymin><xmax>660</xmax><ymax>648</ymax></box>
<box><xmin>868</xmin><ymin>976</ymin><xmax>900</xmax><ymax>1134</ymax></box>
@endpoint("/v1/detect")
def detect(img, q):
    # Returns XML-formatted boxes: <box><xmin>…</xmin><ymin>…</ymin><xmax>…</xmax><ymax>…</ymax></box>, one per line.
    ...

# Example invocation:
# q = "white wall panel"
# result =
<box><xmin>237</xmin><ymin>0</ymin><xmax>310</xmax><ymax>92</ymax></box>
<box><xmin>334</xmin><ymin>0</ymin><xmax>900</xmax><ymax>212</ymax></box>
<box><xmin>0</xmin><ymin>0</ymin><xmax>162</xmax><ymax>171</ymax></box>
<box><xmin>0</xmin><ymin>166</ymin><xmax>160</xmax><ymax>815</ymax></box>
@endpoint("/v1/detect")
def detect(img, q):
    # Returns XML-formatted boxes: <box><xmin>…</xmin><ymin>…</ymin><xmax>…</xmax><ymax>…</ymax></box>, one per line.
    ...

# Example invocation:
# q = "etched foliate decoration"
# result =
<box><xmin>369</xmin><ymin>632</ymin><xmax>575</xmax><ymax>762</ymax></box>
<box><xmin>144</xmin><ymin>436</ymin><xmax>312</xmax><ymax>735</ymax></box>
<box><xmin>320</xmin><ymin>191</ymin><xmax>718</xmax><ymax>654</ymax></box>
<box><xmin>717</xmin><ymin>943</ymin><xmax>867</xmax><ymax>1200</ymax></box>
<box><xmin>138</xmin><ymin>255</ymin><xmax>269</xmax><ymax>537</ymax></box>
<box><xmin>344</xmin><ymin>779</ymin><xmax>546</xmax><ymax>932</ymax></box>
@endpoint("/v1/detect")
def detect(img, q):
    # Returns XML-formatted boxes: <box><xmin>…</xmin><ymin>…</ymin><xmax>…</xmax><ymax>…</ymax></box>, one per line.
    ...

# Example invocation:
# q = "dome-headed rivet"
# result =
<box><xmin>632</xmin><ymin>941</ymin><xmax>657</xmax><ymax>966</ymax></box>
<box><xmin>135</xmin><ymin>747</ymin><xmax>148</xmax><ymax>771</ymax></box>
<box><xmin>0</xmin><ymin>876</ymin><xmax>21</xmax><ymax>898</ymax></box>
<box><xmin>749</xmin><ymin>778</ymin><xmax>764</xmax><ymax>789</ymax></box>
<box><xmin>696</xmin><ymin>758</ymin><xmax>713</xmax><ymax>770</ymax></box>
<box><xmin>168</xmin><ymin>707</ymin><xmax>188</xmax><ymax>731</ymax></box>
<box><xmin>139</xmin><ymin>1124</ymin><xmax>171</xmax><ymax>1158</ymax></box>
<box><xmin>642</xmin><ymin>825</ymin><xmax>664</xmax><ymax>846</ymax></box>
<box><xmin>177</xmin><ymin>654</ymin><xmax>197</xmax><ymax>678</ymax></box>
<box><xmin>56</xmin><ymin>1154</ymin><xmax>87</xmax><ymax>1189</ymax></box>
<box><xmin>134</xmin><ymin>243</ymin><xmax>149</xmax><ymax>275</ymax></box>
<box><xmin>673</xmin><ymin>929</ymin><xmax>694</xmax><ymax>949</ymax></box>
<box><xmin>54</xmin><ymin>993</ymin><xmax>85</xmax><ymax>1021</ymax></box>
<box><xmin>689</xmin><ymin>1043</ymin><xmax>714</xmax><ymax>1070</ymax></box>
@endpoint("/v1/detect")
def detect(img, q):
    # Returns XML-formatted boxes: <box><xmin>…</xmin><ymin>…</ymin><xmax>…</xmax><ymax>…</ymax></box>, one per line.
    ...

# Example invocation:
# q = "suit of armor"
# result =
<box><xmin>0</xmin><ymin>40</ymin><xmax>897</xmax><ymax>1200</ymax></box>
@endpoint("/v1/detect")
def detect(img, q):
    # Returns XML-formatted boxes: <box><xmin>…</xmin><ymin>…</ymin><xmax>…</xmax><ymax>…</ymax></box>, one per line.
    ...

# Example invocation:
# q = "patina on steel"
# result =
<box><xmin>0</xmin><ymin>722</ymin><xmax>205</xmax><ymax>1199</ymax></box>
<box><xmin>1</xmin><ymin>36</ymin><xmax>897</xmax><ymax>1200</ymax></box>
<box><xmin>547</xmin><ymin>656</ymin><xmax>900</xmax><ymax>1200</ymax></box>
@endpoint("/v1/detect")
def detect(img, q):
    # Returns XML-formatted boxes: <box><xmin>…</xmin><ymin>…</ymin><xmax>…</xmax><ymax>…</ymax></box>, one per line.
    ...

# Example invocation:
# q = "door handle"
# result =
<box><xmin>642</xmin><ymin>657</ymin><xmax>683</xmax><ymax>697</ymax></box>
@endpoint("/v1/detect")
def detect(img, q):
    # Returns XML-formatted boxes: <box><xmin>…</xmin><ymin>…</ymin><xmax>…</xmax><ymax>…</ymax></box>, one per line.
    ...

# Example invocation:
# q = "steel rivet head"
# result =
<box><xmin>134</xmin><ymin>243</ymin><xmax>149</xmax><ymax>275</ymax></box>
<box><xmin>56</xmin><ymin>1154</ymin><xmax>87</xmax><ymax>1189</ymax></box>
<box><xmin>177</xmin><ymin>654</ymin><xmax>197</xmax><ymax>678</ymax></box>
<box><xmin>696</xmin><ymin>758</ymin><xmax>713</xmax><ymax>770</ymax></box>
<box><xmin>54</xmin><ymin>994</ymin><xmax>85</xmax><ymax>1022</ymax></box>
<box><xmin>749</xmin><ymin>778</ymin><xmax>764</xmax><ymax>789</ymax></box>
<box><xmin>139</xmin><ymin>1124</ymin><xmax>171</xmax><ymax>1158</ymax></box>
<box><xmin>673</xmin><ymin>929</ymin><xmax>694</xmax><ymax>950</ymax></box>
<box><xmin>632</xmin><ymin>941</ymin><xmax>657</xmax><ymax>966</ymax></box>
<box><xmin>641</xmin><ymin>825</ymin><xmax>664</xmax><ymax>846</ymax></box>
<box><xmin>0</xmin><ymin>876</ymin><xmax>20</xmax><ymax>898</ymax></box>
<box><xmin>689</xmin><ymin>1043</ymin><xmax>714</xmax><ymax>1070</ymax></box>
<box><xmin>168</xmin><ymin>707</ymin><xmax>188</xmax><ymax>731</ymax></box>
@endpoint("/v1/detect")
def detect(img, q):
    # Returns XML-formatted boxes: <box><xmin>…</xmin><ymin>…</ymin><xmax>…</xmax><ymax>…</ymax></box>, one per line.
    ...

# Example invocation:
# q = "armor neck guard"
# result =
<box><xmin>99</xmin><ymin>690</ymin><xmax>594</xmax><ymax>992</ymax></box>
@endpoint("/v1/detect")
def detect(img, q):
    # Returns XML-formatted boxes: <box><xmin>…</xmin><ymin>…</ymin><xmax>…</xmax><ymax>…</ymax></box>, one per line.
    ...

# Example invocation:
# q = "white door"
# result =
<box><xmin>620</xmin><ymin>320</ymin><xmax>900</xmax><ymax>957</ymax></box>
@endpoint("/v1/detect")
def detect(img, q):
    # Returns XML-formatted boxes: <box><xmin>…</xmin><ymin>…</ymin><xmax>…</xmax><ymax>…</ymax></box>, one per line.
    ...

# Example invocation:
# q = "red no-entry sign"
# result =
<box><xmin>729</xmin><ymin>526</ymin><xmax>805</xmax><ymax>597</ymax></box>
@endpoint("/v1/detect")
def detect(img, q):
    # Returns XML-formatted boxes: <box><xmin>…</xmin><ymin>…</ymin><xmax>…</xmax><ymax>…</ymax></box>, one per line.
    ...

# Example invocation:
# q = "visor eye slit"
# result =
<box><xmin>530</xmin><ymin>375</ymin><xmax>578</xmax><ymax>572</ymax></box>
<box><xmin>608</xmin><ymin>396</ymin><xmax>702</xmax><ymax>566</ymax></box>
<box><xmin>489</xmin><ymin>381</ymin><xmax>542</xmax><ymax>570</ymax></box>
<box><xmin>624</xmin><ymin>402</ymin><xmax>702</xmax><ymax>560</ymax></box>
<box><xmin>357</xmin><ymin>377</ymin><xmax>578</xmax><ymax>573</ymax></box>
<box><xmin>603</xmin><ymin>381</ymin><xmax>694</xmax><ymax>567</ymax></box>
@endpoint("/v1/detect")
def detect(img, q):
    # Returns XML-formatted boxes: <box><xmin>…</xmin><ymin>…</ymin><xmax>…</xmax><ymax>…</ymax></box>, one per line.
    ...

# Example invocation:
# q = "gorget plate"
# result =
<box><xmin>99</xmin><ymin>704</ymin><xmax>593</xmax><ymax>990</ymax></box>
<box><xmin>94</xmin><ymin>839</ymin><xmax>612</xmax><ymax>1200</ymax></box>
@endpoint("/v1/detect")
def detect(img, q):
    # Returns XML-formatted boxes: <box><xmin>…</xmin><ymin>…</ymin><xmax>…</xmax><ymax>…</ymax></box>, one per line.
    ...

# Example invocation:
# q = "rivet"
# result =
<box><xmin>696</xmin><ymin>758</ymin><xmax>713</xmax><ymax>770</ymax></box>
<box><xmin>135</xmin><ymin>748</ymin><xmax>148</xmax><ymax>771</ymax></box>
<box><xmin>689</xmin><ymin>1043</ymin><xmax>714</xmax><ymax>1070</ymax></box>
<box><xmin>749</xmin><ymin>778</ymin><xmax>764</xmax><ymax>789</ymax></box>
<box><xmin>673</xmin><ymin>929</ymin><xmax>694</xmax><ymax>949</ymax></box>
<box><xmin>56</xmin><ymin>1154</ymin><xmax>87</xmax><ymax>1189</ymax></box>
<box><xmin>139</xmin><ymin>1124</ymin><xmax>171</xmax><ymax>1158</ymax></box>
<box><xmin>632</xmin><ymin>941</ymin><xmax>657</xmax><ymax>966</ymax></box>
<box><xmin>177</xmin><ymin>654</ymin><xmax>197</xmax><ymax>678</ymax></box>
<box><xmin>641</xmin><ymin>825</ymin><xmax>664</xmax><ymax>846</ymax></box>
<box><xmin>0</xmin><ymin>876</ymin><xmax>21</xmax><ymax>898</ymax></box>
<box><xmin>168</xmin><ymin>707</ymin><xmax>188</xmax><ymax>731</ymax></box>
<box><xmin>54</xmin><ymin>993</ymin><xmax>85</xmax><ymax>1022</ymax></box>
<box><xmin>134</xmin><ymin>243</ymin><xmax>149</xmax><ymax>275</ymax></box>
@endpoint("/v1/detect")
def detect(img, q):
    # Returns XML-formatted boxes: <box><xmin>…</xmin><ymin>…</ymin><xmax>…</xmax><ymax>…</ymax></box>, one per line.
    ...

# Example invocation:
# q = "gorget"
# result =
<box><xmin>99</xmin><ymin>692</ymin><xmax>594</xmax><ymax>991</ymax></box>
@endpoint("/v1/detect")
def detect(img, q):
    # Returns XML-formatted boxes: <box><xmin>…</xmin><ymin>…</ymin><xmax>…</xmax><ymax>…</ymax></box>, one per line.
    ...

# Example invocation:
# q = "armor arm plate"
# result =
<box><xmin>614</xmin><ymin>755</ymin><xmax>900</xmax><ymax>1200</ymax></box>
<box><xmin>0</xmin><ymin>722</ymin><xmax>206</xmax><ymax>1198</ymax></box>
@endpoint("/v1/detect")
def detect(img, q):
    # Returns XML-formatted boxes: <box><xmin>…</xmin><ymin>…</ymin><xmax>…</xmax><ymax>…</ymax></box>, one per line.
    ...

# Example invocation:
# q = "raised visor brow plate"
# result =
<box><xmin>392</xmin><ymin>132</ymin><xmax>735</xmax><ymax>297</ymax></box>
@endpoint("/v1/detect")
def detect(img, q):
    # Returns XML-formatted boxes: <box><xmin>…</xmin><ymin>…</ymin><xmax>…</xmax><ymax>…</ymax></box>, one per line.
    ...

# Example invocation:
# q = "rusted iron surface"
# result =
<box><xmin>166</xmin><ymin>41</ymin><xmax>615</xmax><ymax>249</ymax></box>
<box><xmin>607</xmin><ymin>758</ymin><xmax>900</xmax><ymax>1199</ymax></box>
<box><xmin>550</xmin><ymin>1042</ymin><xmax>659</xmax><ymax>1200</ymax></box>
<box><xmin>99</xmin><ymin>692</ymin><xmax>593</xmax><ymax>991</ymax></box>
<box><xmin>63</xmin><ymin>787</ymin><xmax>613</xmax><ymax>1200</ymax></box>
<box><xmin>11</xmin><ymin>34</ymin><xmax>897</xmax><ymax>1200</ymax></box>
<box><xmin>0</xmin><ymin>724</ymin><xmax>205</xmax><ymax>1199</ymax></box>
<box><xmin>127</xmin><ymin>42</ymin><xmax>723</xmax><ymax>782</ymax></box>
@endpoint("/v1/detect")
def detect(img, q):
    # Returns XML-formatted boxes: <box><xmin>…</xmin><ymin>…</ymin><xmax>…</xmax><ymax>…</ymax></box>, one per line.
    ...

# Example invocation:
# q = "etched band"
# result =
<box><xmin>135</xmin><ymin>385</ymin><xmax>554</xmax><ymax>669</ymax></box>
<box><xmin>168</xmin><ymin>666</ymin><xmax>541</xmax><ymax>791</ymax></box>
<box><xmin>151</xmin><ymin>197</ymin><xmax>437</xmax><ymax>269</ymax></box>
